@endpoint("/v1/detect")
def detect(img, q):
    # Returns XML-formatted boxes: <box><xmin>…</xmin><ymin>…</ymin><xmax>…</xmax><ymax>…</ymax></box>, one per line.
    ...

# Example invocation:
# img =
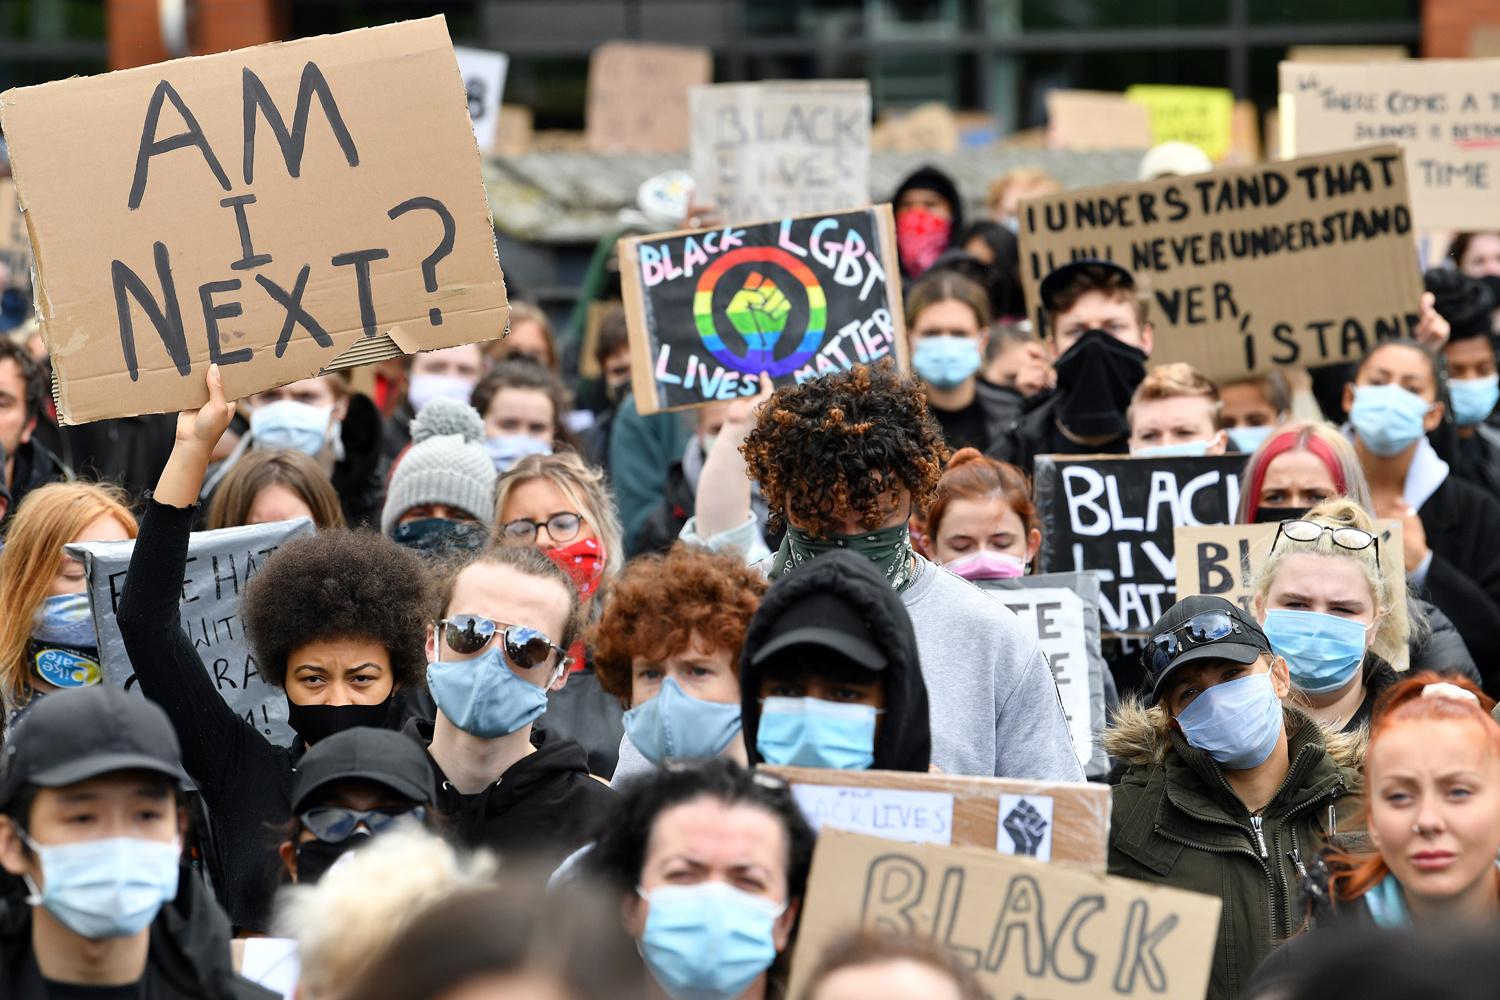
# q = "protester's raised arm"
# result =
<box><xmin>154</xmin><ymin>363</ymin><xmax>235</xmax><ymax>509</ymax></box>
<box><xmin>693</xmin><ymin>375</ymin><xmax>772</xmax><ymax>540</ymax></box>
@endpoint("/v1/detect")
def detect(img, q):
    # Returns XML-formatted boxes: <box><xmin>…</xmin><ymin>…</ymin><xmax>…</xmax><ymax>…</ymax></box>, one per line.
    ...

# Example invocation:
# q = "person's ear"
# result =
<box><xmin>20</xmin><ymin>416</ymin><xmax>35</xmax><ymax>446</ymax></box>
<box><xmin>1139</xmin><ymin>322</ymin><xmax>1154</xmax><ymax>357</ymax></box>
<box><xmin>549</xmin><ymin>664</ymin><xmax>570</xmax><ymax>692</ymax></box>
<box><xmin>1026</xmin><ymin>528</ymin><xmax>1042</xmax><ymax>563</ymax></box>
<box><xmin>1270</xmin><ymin>655</ymin><xmax>1292</xmax><ymax>700</ymax></box>
<box><xmin>279</xmin><ymin>840</ymin><xmax>299</xmax><ymax>883</ymax></box>
<box><xmin>0</xmin><ymin>817</ymin><xmax>31</xmax><ymax>879</ymax></box>
<box><xmin>1206</xmin><ymin>430</ymin><xmax>1227</xmax><ymax>456</ymax></box>
<box><xmin>772</xmin><ymin>898</ymin><xmax>801</xmax><ymax>952</ymax></box>
<box><xmin>622</xmin><ymin>893</ymin><xmax>647</xmax><ymax>938</ymax></box>
<box><xmin>332</xmin><ymin>395</ymin><xmax>350</xmax><ymax>424</ymax></box>
<box><xmin>976</xmin><ymin>327</ymin><xmax>990</xmax><ymax>356</ymax></box>
<box><xmin>425</xmin><ymin>623</ymin><xmax>438</xmax><ymax>664</ymax></box>
<box><xmin>1423</xmin><ymin>399</ymin><xmax>1445</xmax><ymax>432</ymax></box>
<box><xmin>1342</xmin><ymin>382</ymin><xmax>1356</xmax><ymax>416</ymax></box>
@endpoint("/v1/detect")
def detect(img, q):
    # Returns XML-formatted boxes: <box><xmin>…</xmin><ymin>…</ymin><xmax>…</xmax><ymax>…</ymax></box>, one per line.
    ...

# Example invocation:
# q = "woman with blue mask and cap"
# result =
<box><xmin>587</xmin><ymin>759</ymin><xmax>814</xmax><ymax>1000</ymax></box>
<box><xmin>740</xmin><ymin>550</ymin><xmax>931</xmax><ymax>774</ymax></box>
<box><xmin>0</xmin><ymin>482</ymin><xmax>136</xmax><ymax>734</ymax></box>
<box><xmin>1104</xmin><ymin>594</ymin><xmax>1363</xmax><ymax>1000</ymax></box>
<box><xmin>1344</xmin><ymin>340</ymin><xmax>1500</xmax><ymax>693</ymax></box>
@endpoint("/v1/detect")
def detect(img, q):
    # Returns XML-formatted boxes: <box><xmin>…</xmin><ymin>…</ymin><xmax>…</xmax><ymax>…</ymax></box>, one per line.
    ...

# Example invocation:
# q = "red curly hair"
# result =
<box><xmin>916</xmin><ymin>448</ymin><xmax>1035</xmax><ymax>558</ymax></box>
<box><xmin>1328</xmin><ymin>672</ymin><xmax>1500</xmax><ymax>904</ymax></box>
<box><xmin>589</xmin><ymin>544</ymin><xmax>768</xmax><ymax>707</ymax></box>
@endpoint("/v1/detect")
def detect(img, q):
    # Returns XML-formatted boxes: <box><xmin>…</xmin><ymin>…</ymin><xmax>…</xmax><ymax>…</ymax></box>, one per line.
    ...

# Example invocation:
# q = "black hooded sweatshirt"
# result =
<box><xmin>739</xmin><ymin>551</ymin><xmax>932</xmax><ymax>772</ymax></box>
<box><xmin>892</xmin><ymin>165</ymin><xmax>966</xmax><ymax>281</ymax></box>
<box><xmin>0</xmin><ymin>868</ymin><xmax>274</xmax><ymax>999</ymax></box>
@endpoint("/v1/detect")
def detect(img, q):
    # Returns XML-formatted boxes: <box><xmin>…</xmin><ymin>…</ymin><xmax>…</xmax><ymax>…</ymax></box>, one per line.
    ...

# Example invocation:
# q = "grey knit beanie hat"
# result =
<box><xmin>380</xmin><ymin>397</ymin><xmax>497</xmax><ymax>537</ymax></box>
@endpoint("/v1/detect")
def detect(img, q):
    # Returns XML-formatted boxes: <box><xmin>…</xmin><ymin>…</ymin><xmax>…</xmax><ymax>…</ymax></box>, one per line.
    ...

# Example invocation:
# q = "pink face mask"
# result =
<box><xmin>895</xmin><ymin>207</ymin><xmax>952</xmax><ymax>278</ymax></box>
<box><xmin>945</xmin><ymin>550</ymin><xmax>1027</xmax><ymax>581</ymax></box>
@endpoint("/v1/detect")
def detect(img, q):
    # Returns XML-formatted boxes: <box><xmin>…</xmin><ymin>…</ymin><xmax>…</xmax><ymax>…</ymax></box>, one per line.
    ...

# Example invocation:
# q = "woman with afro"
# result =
<box><xmin>116</xmin><ymin>366</ymin><xmax>432</xmax><ymax>934</ymax></box>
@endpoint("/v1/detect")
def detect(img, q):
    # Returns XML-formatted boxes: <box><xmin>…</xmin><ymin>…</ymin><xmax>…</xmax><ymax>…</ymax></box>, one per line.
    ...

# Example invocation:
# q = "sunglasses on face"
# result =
<box><xmin>1271</xmin><ymin>519</ymin><xmax>1379</xmax><ymax>561</ymax></box>
<box><xmin>501</xmin><ymin>512</ymin><xmax>583</xmax><ymax>545</ymax></box>
<box><xmin>437</xmin><ymin>614</ymin><xmax>571</xmax><ymax>669</ymax></box>
<box><xmin>1143</xmin><ymin>610</ymin><xmax>1243</xmax><ymax>676</ymax></box>
<box><xmin>300</xmin><ymin>805</ymin><xmax>426</xmax><ymax>843</ymax></box>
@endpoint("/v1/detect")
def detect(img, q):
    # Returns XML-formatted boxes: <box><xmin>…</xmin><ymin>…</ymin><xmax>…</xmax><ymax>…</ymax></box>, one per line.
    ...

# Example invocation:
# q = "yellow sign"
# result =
<box><xmin>1126</xmin><ymin>85</ymin><xmax>1235</xmax><ymax>161</ymax></box>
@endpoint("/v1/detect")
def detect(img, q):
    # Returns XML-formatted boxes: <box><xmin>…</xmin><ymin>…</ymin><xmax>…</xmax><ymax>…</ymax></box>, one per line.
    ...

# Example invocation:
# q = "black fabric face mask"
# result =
<box><xmin>285</xmin><ymin>693</ymin><xmax>396</xmax><ymax>746</ymax></box>
<box><xmin>1052</xmin><ymin>329</ymin><xmax>1148</xmax><ymax>440</ymax></box>
<box><xmin>294</xmin><ymin>833</ymin><xmax>368</xmax><ymax>884</ymax></box>
<box><xmin>392</xmin><ymin>518</ymin><xmax>489</xmax><ymax>561</ymax></box>
<box><xmin>1252</xmin><ymin>505</ymin><xmax>1312</xmax><ymax>524</ymax></box>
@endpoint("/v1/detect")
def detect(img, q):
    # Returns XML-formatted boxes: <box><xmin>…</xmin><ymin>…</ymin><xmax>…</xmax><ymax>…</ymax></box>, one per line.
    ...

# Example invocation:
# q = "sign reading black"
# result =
<box><xmin>1034</xmin><ymin>453</ymin><xmax>1244</xmax><ymax>636</ymax></box>
<box><xmin>619</xmin><ymin>205</ymin><xmax>906</xmax><ymax>413</ymax></box>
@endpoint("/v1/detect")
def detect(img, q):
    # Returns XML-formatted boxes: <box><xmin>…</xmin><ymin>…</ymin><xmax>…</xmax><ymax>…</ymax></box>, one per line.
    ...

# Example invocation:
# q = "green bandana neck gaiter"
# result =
<box><xmin>771</xmin><ymin>522</ymin><xmax>916</xmax><ymax>592</ymax></box>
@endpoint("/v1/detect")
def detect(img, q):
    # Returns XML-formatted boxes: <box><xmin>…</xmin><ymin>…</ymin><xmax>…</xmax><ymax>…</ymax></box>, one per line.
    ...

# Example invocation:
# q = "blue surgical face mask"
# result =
<box><xmin>21</xmin><ymin>834</ymin><xmax>180</xmax><ymax>939</ymax></box>
<box><xmin>1263</xmin><ymin>609</ymin><xmax>1368</xmax><ymax>695</ymax></box>
<box><xmin>638</xmin><ymin>881</ymin><xmax>784</xmax><ymax>1000</ymax></box>
<box><xmin>426</xmin><ymin>643</ymin><xmax>553</xmax><ymax>739</ymax></box>
<box><xmin>623</xmin><ymin>677</ymin><xmax>742</xmax><ymax>766</ymax></box>
<box><xmin>1173</xmin><ymin>670</ymin><xmax>1284</xmax><ymax>770</ymax></box>
<box><xmin>1448</xmin><ymin>374</ymin><xmax>1500</xmax><ymax>427</ymax></box>
<box><xmin>1349</xmin><ymin>383</ymin><xmax>1431</xmax><ymax>457</ymax></box>
<box><xmin>407</xmin><ymin>374</ymin><xmax>477</xmax><ymax>414</ymax></box>
<box><xmin>250</xmin><ymin>400</ymin><xmax>333</xmax><ymax>456</ymax></box>
<box><xmin>756</xmin><ymin>696</ymin><xmax>878</xmax><ymax>770</ymax></box>
<box><xmin>33</xmin><ymin>592</ymin><xmax>97</xmax><ymax>649</ymax></box>
<box><xmin>1132</xmin><ymin>438</ymin><xmax>1213</xmax><ymax>459</ymax></box>
<box><xmin>911</xmin><ymin>336</ymin><xmax>982</xmax><ymax>390</ymax></box>
<box><xmin>1227</xmin><ymin>425</ymin><xmax>1274</xmax><ymax>454</ymax></box>
<box><xmin>485</xmin><ymin>433</ymin><xmax>552</xmax><ymax>473</ymax></box>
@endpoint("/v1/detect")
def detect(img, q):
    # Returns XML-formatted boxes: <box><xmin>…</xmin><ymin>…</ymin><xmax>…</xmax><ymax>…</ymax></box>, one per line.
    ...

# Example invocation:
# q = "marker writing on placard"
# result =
<box><xmin>388</xmin><ymin>197</ymin><xmax>456</xmax><ymax>326</ymax></box>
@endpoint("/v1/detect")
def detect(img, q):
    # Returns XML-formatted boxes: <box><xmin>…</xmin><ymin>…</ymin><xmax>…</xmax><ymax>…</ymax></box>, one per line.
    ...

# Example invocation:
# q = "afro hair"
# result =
<box><xmin>242</xmin><ymin>529</ymin><xmax>433</xmax><ymax>689</ymax></box>
<box><xmin>742</xmin><ymin>360</ymin><xmax>949</xmax><ymax>537</ymax></box>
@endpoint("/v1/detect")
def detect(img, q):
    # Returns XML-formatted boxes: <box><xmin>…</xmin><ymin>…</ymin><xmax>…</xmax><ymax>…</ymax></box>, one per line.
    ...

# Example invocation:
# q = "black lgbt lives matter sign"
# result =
<box><xmin>619</xmin><ymin>205</ymin><xmax>907</xmax><ymax>413</ymax></box>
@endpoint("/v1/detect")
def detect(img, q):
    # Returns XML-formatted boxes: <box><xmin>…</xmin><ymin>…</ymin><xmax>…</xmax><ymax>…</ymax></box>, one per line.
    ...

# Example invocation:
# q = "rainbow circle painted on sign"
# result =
<box><xmin>693</xmin><ymin>247</ymin><xmax>828</xmax><ymax>377</ymax></box>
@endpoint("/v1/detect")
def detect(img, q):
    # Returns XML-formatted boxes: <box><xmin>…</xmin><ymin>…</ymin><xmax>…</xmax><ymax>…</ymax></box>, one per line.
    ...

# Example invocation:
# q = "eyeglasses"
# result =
<box><xmin>300</xmin><ymin>806</ymin><xmax>426</xmax><ymax>843</ymax></box>
<box><xmin>501</xmin><ymin>511</ymin><xmax>584</xmax><ymax>545</ymax></box>
<box><xmin>1142</xmin><ymin>610</ymin><xmax>1242</xmax><ymax>676</ymax></box>
<box><xmin>437</xmin><ymin>614</ymin><xmax>571</xmax><ymax>669</ymax></box>
<box><xmin>1271</xmin><ymin>519</ymin><xmax>1379</xmax><ymax>561</ymax></box>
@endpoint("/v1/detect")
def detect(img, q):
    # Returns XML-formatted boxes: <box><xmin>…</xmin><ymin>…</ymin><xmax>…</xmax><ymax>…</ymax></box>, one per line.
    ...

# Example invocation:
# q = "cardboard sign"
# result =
<box><xmin>762</xmin><ymin>766</ymin><xmax>1110</xmax><ymax>873</ymax></box>
<box><xmin>0</xmin><ymin>178</ymin><xmax>30</xmax><ymax>290</ymax></box>
<box><xmin>1034</xmin><ymin>454</ymin><xmax>1243</xmax><ymax>636</ymax></box>
<box><xmin>1018</xmin><ymin>145</ymin><xmax>1423</xmax><ymax>382</ymax></box>
<box><xmin>453</xmin><ymin>46</ymin><xmax>509</xmax><ymax>153</ymax></box>
<box><xmin>618</xmin><ymin>205</ymin><xmax>906</xmax><ymax>414</ymax></box>
<box><xmin>689</xmin><ymin>81</ymin><xmax>871</xmax><ymax>223</ymax></box>
<box><xmin>495</xmin><ymin>104</ymin><xmax>534</xmax><ymax>158</ymax></box>
<box><xmin>870</xmin><ymin>102</ymin><xmax>959</xmax><ymax>153</ymax></box>
<box><xmin>1126</xmin><ymin>84</ymin><xmax>1235</xmax><ymax>161</ymax></box>
<box><xmin>69</xmin><ymin>518</ymin><xmax>316</xmax><ymax>746</ymax></box>
<box><xmin>1279</xmin><ymin>60</ymin><xmax>1500</xmax><ymax>230</ymax></box>
<box><xmin>788</xmin><ymin>830</ymin><xmax>1221</xmax><ymax>1000</ymax></box>
<box><xmin>1045</xmin><ymin>89</ymin><xmax>1153</xmax><ymax>151</ymax></box>
<box><xmin>974</xmin><ymin>572</ymin><xmax>1109</xmax><ymax>778</ymax></box>
<box><xmin>585</xmin><ymin>42</ymin><xmax>711</xmax><ymax>154</ymax></box>
<box><xmin>1285</xmin><ymin>45</ymin><xmax>1408</xmax><ymax>63</ymax></box>
<box><xmin>0</xmin><ymin>17</ymin><xmax>509</xmax><ymax>425</ymax></box>
<box><xmin>1174</xmin><ymin>519</ymin><xmax>1403</xmax><ymax>621</ymax></box>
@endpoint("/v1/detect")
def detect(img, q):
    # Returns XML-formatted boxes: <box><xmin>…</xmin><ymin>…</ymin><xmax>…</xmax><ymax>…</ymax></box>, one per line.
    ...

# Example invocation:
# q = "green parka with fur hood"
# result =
<box><xmin>1105</xmin><ymin>703</ymin><xmax>1364</xmax><ymax>1000</ymax></box>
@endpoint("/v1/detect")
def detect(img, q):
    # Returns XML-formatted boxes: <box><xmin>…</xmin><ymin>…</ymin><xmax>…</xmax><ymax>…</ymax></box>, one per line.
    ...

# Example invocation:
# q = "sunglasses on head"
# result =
<box><xmin>1142</xmin><ymin>610</ymin><xmax>1243</xmax><ymax>676</ymax></box>
<box><xmin>1271</xmin><ymin>519</ymin><xmax>1379</xmax><ymax>561</ymax></box>
<box><xmin>300</xmin><ymin>805</ymin><xmax>425</xmax><ymax>843</ymax></box>
<box><xmin>438</xmin><ymin>614</ymin><xmax>571</xmax><ymax>669</ymax></box>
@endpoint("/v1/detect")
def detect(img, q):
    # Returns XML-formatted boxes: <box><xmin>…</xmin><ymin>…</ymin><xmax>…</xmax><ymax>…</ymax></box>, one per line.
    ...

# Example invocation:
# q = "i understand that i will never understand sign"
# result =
<box><xmin>619</xmin><ymin>205</ymin><xmax>908</xmax><ymax>413</ymax></box>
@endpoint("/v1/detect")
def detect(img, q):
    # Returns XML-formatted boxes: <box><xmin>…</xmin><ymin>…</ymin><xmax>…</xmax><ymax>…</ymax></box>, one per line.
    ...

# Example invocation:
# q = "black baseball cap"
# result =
<box><xmin>1143</xmin><ymin>595</ymin><xmax>1271</xmax><ymax>706</ymax></box>
<box><xmin>749</xmin><ymin>590</ymin><xmax>887</xmax><ymax>672</ymax></box>
<box><xmin>0</xmin><ymin>686</ymin><xmax>187</xmax><ymax>807</ymax></box>
<box><xmin>290</xmin><ymin>727</ymin><xmax>436</xmax><ymax>815</ymax></box>
<box><xmin>1038</xmin><ymin>258</ymin><xmax>1136</xmax><ymax>313</ymax></box>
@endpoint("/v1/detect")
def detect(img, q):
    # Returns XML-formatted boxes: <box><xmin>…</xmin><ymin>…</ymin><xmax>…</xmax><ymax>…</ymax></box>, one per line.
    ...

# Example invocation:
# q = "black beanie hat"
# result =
<box><xmin>1425</xmin><ymin>268</ymin><xmax>1496</xmax><ymax>341</ymax></box>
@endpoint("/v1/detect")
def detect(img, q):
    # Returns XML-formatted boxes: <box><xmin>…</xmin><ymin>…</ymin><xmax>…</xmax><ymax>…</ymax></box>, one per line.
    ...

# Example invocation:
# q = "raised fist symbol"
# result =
<box><xmin>1003</xmin><ymin>799</ymin><xmax>1049</xmax><ymax>857</ymax></box>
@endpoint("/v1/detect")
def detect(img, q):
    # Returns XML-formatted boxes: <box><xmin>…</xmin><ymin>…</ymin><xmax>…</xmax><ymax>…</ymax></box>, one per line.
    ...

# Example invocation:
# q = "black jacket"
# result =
<box><xmin>0</xmin><ymin>868</ymin><xmax>274</xmax><ymax>999</ymax></box>
<box><xmin>931</xmin><ymin>380</ymin><xmax>1025</xmax><ymax>455</ymax></box>
<box><xmin>329</xmin><ymin>391</ymin><xmax>389</xmax><ymax>528</ymax></box>
<box><xmin>1450</xmin><ymin>423</ymin><xmax>1500</xmax><ymax>497</ymax></box>
<box><xmin>402</xmin><ymin>718</ymin><xmax>614</xmax><ymax>861</ymax></box>
<box><xmin>2</xmin><ymin>437</ymin><xmax>67</xmax><ymax>528</ymax></box>
<box><xmin>1414</xmin><ymin>472</ymin><xmax>1500</xmax><ymax>694</ymax></box>
<box><xmin>739</xmin><ymin>550</ymin><xmax>931</xmax><ymax>772</ymax></box>
<box><xmin>32</xmin><ymin>412</ymin><xmax>177</xmax><ymax>502</ymax></box>
<box><xmin>986</xmin><ymin>388</ymin><xmax>1129</xmax><ymax>476</ymax></box>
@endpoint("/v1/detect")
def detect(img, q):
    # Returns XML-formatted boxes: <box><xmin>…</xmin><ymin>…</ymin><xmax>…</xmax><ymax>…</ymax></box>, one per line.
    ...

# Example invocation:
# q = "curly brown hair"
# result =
<box><xmin>742</xmin><ymin>361</ymin><xmax>949</xmax><ymax>537</ymax></box>
<box><xmin>590</xmin><ymin>544</ymin><xmax>767</xmax><ymax>707</ymax></box>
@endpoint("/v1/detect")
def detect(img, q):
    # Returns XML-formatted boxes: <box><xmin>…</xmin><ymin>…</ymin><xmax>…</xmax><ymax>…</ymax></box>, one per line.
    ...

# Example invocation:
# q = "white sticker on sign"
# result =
<box><xmin>996</xmin><ymin>793</ymin><xmax>1055</xmax><ymax>863</ymax></box>
<box><xmin>791</xmin><ymin>785</ymin><xmax>954</xmax><ymax>846</ymax></box>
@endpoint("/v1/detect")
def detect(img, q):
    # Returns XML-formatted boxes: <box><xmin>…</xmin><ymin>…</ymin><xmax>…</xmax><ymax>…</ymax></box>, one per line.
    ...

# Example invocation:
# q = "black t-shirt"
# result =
<box><xmin>933</xmin><ymin>398</ymin><xmax>990</xmax><ymax>453</ymax></box>
<box><xmin>43</xmin><ymin>978</ymin><xmax>148</xmax><ymax>1000</ymax></box>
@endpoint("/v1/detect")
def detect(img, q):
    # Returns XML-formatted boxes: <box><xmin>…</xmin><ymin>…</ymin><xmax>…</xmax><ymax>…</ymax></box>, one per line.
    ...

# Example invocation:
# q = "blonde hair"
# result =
<box><xmin>205</xmin><ymin>449</ymin><xmax>346</xmax><ymax>531</ymax></box>
<box><xmin>0</xmin><ymin>483</ymin><xmax>137</xmax><ymax>709</ymax></box>
<box><xmin>493</xmin><ymin>451</ymin><xmax>625</xmax><ymax>585</ymax></box>
<box><xmin>1127</xmin><ymin>363</ymin><xmax>1221</xmax><ymax>428</ymax></box>
<box><xmin>986</xmin><ymin>167</ymin><xmax>1061</xmax><ymax>218</ymax></box>
<box><xmin>1251</xmin><ymin>497</ymin><xmax>1410</xmax><ymax>668</ymax></box>
<box><xmin>274</xmin><ymin>825</ymin><xmax>497</xmax><ymax>1000</ymax></box>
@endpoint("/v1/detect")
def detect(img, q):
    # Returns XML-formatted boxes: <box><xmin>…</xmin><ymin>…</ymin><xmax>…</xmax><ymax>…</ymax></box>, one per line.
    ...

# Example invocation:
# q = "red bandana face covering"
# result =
<box><xmin>895</xmin><ymin>207</ymin><xmax>952</xmax><ymax>278</ymax></box>
<box><xmin>546</xmin><ymin>537</ymin><xmax>606</xmax><ymax>670</ymax></box>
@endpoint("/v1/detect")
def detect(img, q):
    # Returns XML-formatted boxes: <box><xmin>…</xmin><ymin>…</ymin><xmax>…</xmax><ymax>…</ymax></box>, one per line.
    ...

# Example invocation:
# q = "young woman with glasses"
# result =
<box><xmin>1250</xmin><ymin>500</ymin><xmax>1415</xmax><ymax>734</ymax></box>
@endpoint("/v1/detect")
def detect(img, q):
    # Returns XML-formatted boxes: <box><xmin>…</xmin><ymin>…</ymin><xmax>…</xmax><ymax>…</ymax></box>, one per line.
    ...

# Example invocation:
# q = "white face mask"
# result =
<box><xmin>20</xmin><ymin>833</ymin><xmax>181</xmax><ymax>939</ymax></box>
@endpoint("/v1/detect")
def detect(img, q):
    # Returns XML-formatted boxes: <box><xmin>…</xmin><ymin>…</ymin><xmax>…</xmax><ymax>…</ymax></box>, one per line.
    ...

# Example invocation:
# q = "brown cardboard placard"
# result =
<box><xmin>618</xmin><ymin>205</ymin><xmax>906</xmax><ymax>414</ymax></box>
<box><xmin>1472</xmin><ymin>27</ymin><xmax>1500</xmax><ymax>60</ymax></box>
<box><xmin>1221</xmin><ymin>99</ymin><xmax>1264</xmax><ymax>166</ymax></box>
<box><xmin>762</xmin><ymin>765</ymin><xmax>1110</xmax><ymax>873</ymax></box>
<box><xmin>584</xmin><ymin>41</ymin><xmax>711</xmax><ymax>154</ymax></box>
<box><xmin>1017</xmin><ymin>145</ymin><xmax>1423</xmax><ymax>383</ymax></box>
<box><xmin>689</xmin><ymin>80</ymin><xmax>871</xmax><ymax>224</ymax></box>
<box><xmin>870</xmin><ymin>102</ymin><xmax>959</xmax><ymax>153</ymax></box>
<box><xmin>1286</xmin><ymin>45</ymin><xmax>1408</xmax><ymax>63</ymax></box>
<box><xmin>1279</xmin><ymin>60</ymin><xmax>1500</xmax><ymax>230</ymax></box>
<box><xmin>787</xmin><ymin>830</ymin><xmax>1221</xmax><ymax>1000</ymax></box>
<box><xmin>494</xmin><ymin>103</ymin><xmax>533</xmax><ymax>158</ymax></box>
<box><xmin>0</xmin><ymin>16</ymin><xmax>508</xmax><ymax>425</ymax></box>
<box><xmin>1045</xmin><ymin>89</ymin><xmax>1153</xmax><ymax>151</ymax></box>
<box><xmin>0</xmin><ymin>178</ymin><xmax>31</xmax><ymax>290</ymax></box>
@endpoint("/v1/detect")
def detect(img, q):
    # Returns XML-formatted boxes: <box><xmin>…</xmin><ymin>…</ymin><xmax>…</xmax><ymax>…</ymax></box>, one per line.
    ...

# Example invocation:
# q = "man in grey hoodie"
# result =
<box><xmin>681</xmin><ymin>362</ymin><xmax>1083</xmax><ymax>781</ymax></box>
